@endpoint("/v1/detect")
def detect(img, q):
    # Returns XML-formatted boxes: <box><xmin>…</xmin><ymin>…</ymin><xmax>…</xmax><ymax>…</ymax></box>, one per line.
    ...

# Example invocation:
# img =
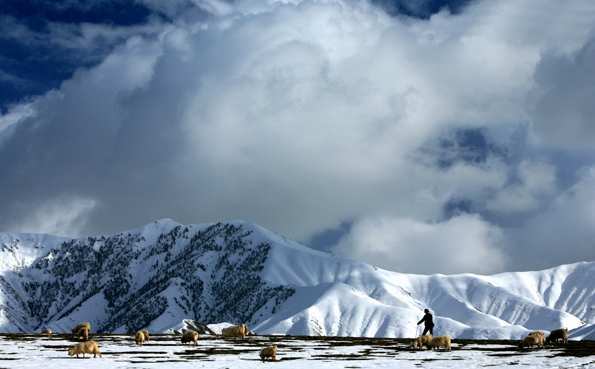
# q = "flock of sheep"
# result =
<box><xmin>517</xmin><ymin>328</ymin><xmax>569</xmax><ymax>349</ymax></box>
<box><xmin>53</xmin><ymin>323</ymin><xmax>570</xmax><ymax>361</ymax></box>
<box><xmin>59</xmin><ymin>322</ymin><xmax>276</xmax><ymax>361</ymax></box>
<box><xmin>410</xmin><ymin>328</ymin><xmax>569</xmax><ymax>351</ymax></box>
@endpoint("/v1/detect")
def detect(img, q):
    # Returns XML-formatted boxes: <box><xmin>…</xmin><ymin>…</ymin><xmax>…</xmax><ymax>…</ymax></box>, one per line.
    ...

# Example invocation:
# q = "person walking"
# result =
<box><xmin>417</xmin><ymin>309</ymin><xmax>434</xmax><ymax>336</ymax></box>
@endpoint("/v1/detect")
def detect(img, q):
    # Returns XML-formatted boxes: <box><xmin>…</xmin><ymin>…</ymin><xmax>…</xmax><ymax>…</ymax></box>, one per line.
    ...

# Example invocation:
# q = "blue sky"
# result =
<box><xmin>1</xmin><ymin>0</ymin><xmax>595</xmax><ymax>275</ymax></box>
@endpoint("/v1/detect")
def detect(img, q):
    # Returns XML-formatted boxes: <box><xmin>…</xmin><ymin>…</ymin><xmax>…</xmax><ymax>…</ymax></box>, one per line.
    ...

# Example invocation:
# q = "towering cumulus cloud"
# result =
<box><xmin>0</xmin><ymin>0</ymin><xmax>594</xmax><ymax>274</ymax></box>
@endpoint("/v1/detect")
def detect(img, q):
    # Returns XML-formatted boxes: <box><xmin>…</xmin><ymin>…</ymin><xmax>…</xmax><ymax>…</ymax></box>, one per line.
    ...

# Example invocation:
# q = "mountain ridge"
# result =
<box><xmin>0</xmin><ymin>219</ymin><xmax>594</xmax><ymax>339</ymax></box>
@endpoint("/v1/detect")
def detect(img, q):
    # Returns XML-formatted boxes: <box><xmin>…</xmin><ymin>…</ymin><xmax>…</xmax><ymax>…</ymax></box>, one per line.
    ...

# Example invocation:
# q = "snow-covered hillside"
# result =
<box><xmin>0</xmin><ymin>219</ymin><xmax>593</xmax><ymax>340</ymax></box>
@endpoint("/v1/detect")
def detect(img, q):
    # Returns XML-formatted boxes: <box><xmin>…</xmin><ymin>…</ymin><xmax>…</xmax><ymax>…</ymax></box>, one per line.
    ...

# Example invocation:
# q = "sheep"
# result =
<box><xmin>41</xmin><ymin>329</ymin><xmax>52</xmax><ymax>337</ymax></box>
<box><xmin>546</xmin><ymin>328</ymin><xmax>568</xmax><ymax>344</ymax></box>
<box><xmin>518</xmin><ymin>334</ymin><xmax>544</xmax><ymax>349</ymax></box>
<box><xmin>526</xmin><ymin>331</ymin><xmax>544</xmax><ymax>347</ymax></box>
<box><xmin>411</xmin><ymin>334</ymin><xmax>433</xmax><ymax>349</ymax></box>
<box><xmin>135</xmin><ymin>330</ymin><xmax>145</xmax><ymax>345</ymax></box>
<box><xmin>181</xmin><ymin>331</ymin><xmax>198</xmax><ymax>345</ymax></box>
<box><xmin>72</xmin><ymin>322</ymin><xmax>91</xmax><ymax>335</ymax></box>
<box><xmin>67</xmin><ymin>340</ymin><xmax>102</xmax><ymax>358</ymax></box>
<box><xmin>221</xmin><ymin>324</ymin><xmax>249</xmax><ymax>340</ymax></box>
<box><xmin>260</xmin><ymin>345</ymin><xmax>277</xmax><ymax>362</ymax></box>
<box><xmin>427</xmin><ymin>336</ymin><xmax>451</xmax><ymax>351</ymax></box>
<box><xmin>77</xmin><ymin>327</ymin><xmax>89</xmax><ymax>341</ymax></box>
<box><xmin>141</xmin><ymin>330</ymin><xmax>149</xmax><ymax>342</ymax></box>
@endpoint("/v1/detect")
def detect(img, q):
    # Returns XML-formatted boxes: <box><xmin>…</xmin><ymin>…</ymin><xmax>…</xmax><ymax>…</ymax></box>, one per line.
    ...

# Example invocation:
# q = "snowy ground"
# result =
<box><xmin>1</xmin><ymin>333</ymin><xmax>595</xmax><ymax>368</ymax></box>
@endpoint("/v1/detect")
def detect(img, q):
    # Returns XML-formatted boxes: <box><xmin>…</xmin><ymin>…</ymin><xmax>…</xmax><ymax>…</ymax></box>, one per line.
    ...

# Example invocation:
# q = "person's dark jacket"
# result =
<box><xmin>418</xmin><ymin>313</ymin><xmax>434</xmax><ymax>327</ymax></box>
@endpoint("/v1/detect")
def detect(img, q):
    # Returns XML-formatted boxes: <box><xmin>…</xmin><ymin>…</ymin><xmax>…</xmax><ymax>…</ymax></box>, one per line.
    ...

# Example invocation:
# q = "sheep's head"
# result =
<box><xmin>68</xmin><ymin>348</ymin><xmax>75</xmax><ymax>356</ymax></box>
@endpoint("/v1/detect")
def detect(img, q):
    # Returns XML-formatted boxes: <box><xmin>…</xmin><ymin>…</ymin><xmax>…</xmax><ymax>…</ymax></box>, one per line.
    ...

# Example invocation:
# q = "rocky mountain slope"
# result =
<box><xmin>0</xmin><ymin>219</ymin><xmax>594</xmax><ymax>339</ymax></box>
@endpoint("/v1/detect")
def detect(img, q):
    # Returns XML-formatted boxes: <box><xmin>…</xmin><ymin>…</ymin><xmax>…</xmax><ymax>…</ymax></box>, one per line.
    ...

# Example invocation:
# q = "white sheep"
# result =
<box><xmin>546</xmin><ymin>328</ymin><xmax>568</xmax><ymax>344</ymax></box>
<box><xmin>411</xmin><ymin>334</ymin><xmax>432</xmax><ymax>349</ymax></box>
<box><xmin>221</xmin><ymin>324</ymin><xmax>249</xmax><ymax>340</ymax></box>
<box><xmin>135</xmin><ymin>330</ymin><xmax>145</xmax><ymax>345</ymax></box>
<box><xmin>427</xmin><ymin>335</ymin><xmax>451</xmax><ymax>351</ymax></box>
<box><xmin>181</xmin><ymin>331</ymin><xmax>198</xmax><ymax>345</ymax></box>
<box><xmin>72</xmin><ymin>322</ymin><xmax>91</xmax><ymax>335</ymax></box>
<box><xmin>77</xmin><ymin>327</ymin><xmax>89</xmax><ymax>341</ymax></box>
<box><xmin>518</xmin><ymin>334</ymin><xmax>544</xmax><ymax>349</ymax></box>
<box><xmin>141</xmin><ymin>330</ymin><xmax>150</xmax><ymax>342</ymax></box>
<box><xmin>260</xmin><ymin>345</ymin><xmax>277</xmax><ymax>362</ymax></box>
<box><xmin>67</xmin><ymin>341</ymin><xmax>102</xmax><ymax>358</ymax></box>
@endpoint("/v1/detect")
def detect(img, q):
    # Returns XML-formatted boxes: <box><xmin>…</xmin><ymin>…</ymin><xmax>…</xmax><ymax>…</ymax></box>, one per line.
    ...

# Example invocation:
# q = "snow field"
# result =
<box><xmin>1</xmin><ymin>333</ymin><xmax>595</xmax><ymax>368</ymax></box>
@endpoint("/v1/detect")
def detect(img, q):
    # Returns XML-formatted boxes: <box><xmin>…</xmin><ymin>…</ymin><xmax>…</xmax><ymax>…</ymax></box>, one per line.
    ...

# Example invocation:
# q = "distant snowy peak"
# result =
<box><xmin>0</xmin><ymin>221</ymin><xmax>297</xmax><ymax>334</ymax></box>
<box><xmin>0</xmin><ymin>219</ymin><xmax>594</xmax><ymax>340</ymax></box>
<box><xmin>0</xmin><ymin>232</ymin><xmax>69</xmax><ymax>271</ymax></box>
<box><xmin>255</xmin><ymin>246</ymin><xmax>590</xmax><ymax>338</ymax></box>
<box><xmin>484</xmin><ymin>262</ymin><xmax>595</xmax><ymax>324</ymax></box>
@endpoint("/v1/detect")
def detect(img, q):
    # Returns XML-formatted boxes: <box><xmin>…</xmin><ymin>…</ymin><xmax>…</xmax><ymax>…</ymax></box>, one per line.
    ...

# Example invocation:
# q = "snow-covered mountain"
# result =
<box><xmin>0</xmin><ymin>219</ymin><xmax>593</xmax><ymax>340</ymax></box>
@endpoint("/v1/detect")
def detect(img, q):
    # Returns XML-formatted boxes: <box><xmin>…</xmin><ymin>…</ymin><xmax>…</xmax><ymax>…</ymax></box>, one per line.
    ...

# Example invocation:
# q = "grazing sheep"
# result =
<box><xmin>427</xmin><ymin>336</ymin><xmax>451</xmax><ymax>351</ymax></box>
<box><xmin>518</xmin><ymin>334</ymin><xmax>545</xmax><ymax>349</ymax></box>
<box><xmin>77</xmin><ymin>327</ymin><xmax>89</xmax><ymax>341</ymax></box>
<box><xmin>546</xmin><ymin>328</ymin><xmax>568</xmax><ymax>344</ymax></box>
<box><xmin>181</xmin><ymin>331</ymin><xmax>198</xmax><ymax>345</ymax></box>
<box><xmin>135</xmin><ymin>331</ymin><xmax>145</xmax><ymax>346</ymax></box>
<box><xmin>260</xmin><ymin>345</ymin><xmax>277</xmax><ymax>362</ymax></box>
<box><xmin>411</xmin><ymin>334</ymin><xmax>433</xmax><ymax>349</ymax></box>
<box><xmin>221</xmin><ymin>324</ymin><xmax>249</xmax><ymax>340</ymax></box>
<box><xmin>141</xmin><ymin>330</ymin><xmax>149</xmax><ymax>342</ymax></box>
<box><xmin>528</xmin><ymin>331</ymin><xmax>544</xmax><ymax>337</ymax></box>
<box><xmin>72</xmin><ymin>322</ymin><xmax>91</xmax><ymax>335</ymax></box>
<box><xmin>41</xmin><ymin>329</ymin><xmax>51</xmax><ymax>337</ymax></box>
<box><xmin>67</xmin><ymin>341</ymin><xmax>102</xmax><ymax>358</ymax></box>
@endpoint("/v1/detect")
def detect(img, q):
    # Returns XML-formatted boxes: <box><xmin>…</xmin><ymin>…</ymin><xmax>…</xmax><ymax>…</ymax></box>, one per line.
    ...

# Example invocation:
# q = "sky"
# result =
<box><xmin>1</xmin><ymin>0</ymin><xmax>594</xmax><ymax>276</ymax></box>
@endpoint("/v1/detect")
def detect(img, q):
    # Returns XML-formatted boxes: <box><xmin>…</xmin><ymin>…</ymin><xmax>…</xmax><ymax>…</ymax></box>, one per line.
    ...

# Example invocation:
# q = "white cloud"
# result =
<box><xmin>0</xmin><ymin>102</ymin><xmax>36</xmax><ymax>137</ymax></box>
<box><xmin>532</xmin><ymin>41</ymin><xmax>595</xmax><ymax>149</ymax></box>
<box><xmin>13</xmin><ymin>197</ymin><xmax>98</xmax><ymax>238</ymax></box>
<box><xmin>331</xmin><ymin>214</ymin><xmax>507</xmax><ymax>275</ymax></box>
<box><xmin>1</xmin><ymin>0</ymin><xmax>595</xmax><ymax>273</ymax></box>
<box><xmin>486</xmin><ymin>160</ymin><xmax>557</xmax><ymax>213</ymax></box>
<box><xmin>505</xmin><ymin>166</ymin><xmax>595</xmax><ymax>270</ymax></box>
